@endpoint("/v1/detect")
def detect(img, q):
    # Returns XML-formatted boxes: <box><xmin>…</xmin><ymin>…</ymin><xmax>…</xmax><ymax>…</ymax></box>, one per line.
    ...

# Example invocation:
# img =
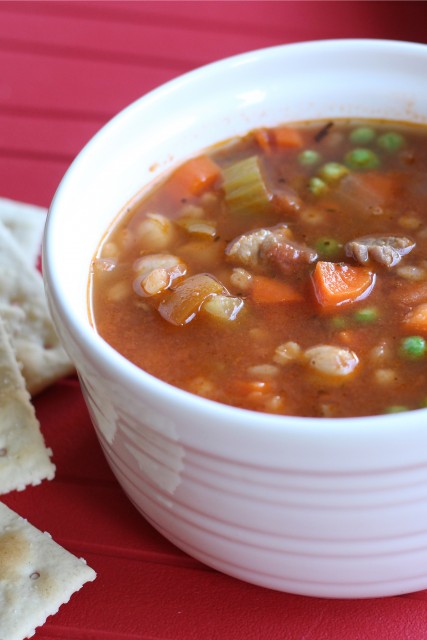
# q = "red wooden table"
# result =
<box><xmin>2</xmin><ymin>2</ymin><xmax>427</xmax><ymax>638</ymax></box>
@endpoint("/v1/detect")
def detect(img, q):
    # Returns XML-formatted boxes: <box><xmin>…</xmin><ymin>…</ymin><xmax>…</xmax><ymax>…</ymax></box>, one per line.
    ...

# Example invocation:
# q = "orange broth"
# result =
<box><xmin>89</xmin><ymin>119</ymin><xmax>427</xmax><ymax>417</ymax></box>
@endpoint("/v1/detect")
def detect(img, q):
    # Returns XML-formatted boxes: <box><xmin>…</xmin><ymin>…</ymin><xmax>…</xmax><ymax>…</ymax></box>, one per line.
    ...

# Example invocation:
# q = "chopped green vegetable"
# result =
<box><xmin>377</xmin><ymin>131</ymin><xmax>405</xmax><ymax>152</ymax></box>
<box><xmin>330</xmin><ymin>316</ymin><xmax>348</xmax><ymax>330</ymax></box>
<box><xmin>318</xmin><ymin>162</ymin><xmax>349</xmax><ymax>183</ymax></box>
<box><xmin>353</xmin><ymin>307</ymin><xmax>379</xmax><ymax>324</ymax></box>
<box><xmin>344</xmin><ymin>148</ymin><xmax>380</xmax><ymax>170</ymax></box>
<box><xmin>384</xmin><ymin>405</ymin><xmax>408</xmax><ymax>414</ymax></box>
<box><xmin>349</xmin><ymin>126</ymin><xmax>376</xmax><ymax>145</ymax></box>
<box><xmin>315</xmin><ymin>236</ymin><xmax>342</xmax><ymax>258</ymax></box>
<box><xmin>298</xmin><ymin>149</ymin><xmax>321</xmax><ymax>166</ymax></box>
<box><xmin>222</xmin><ymin>155</ymin><xmax>271</xmax><ymax>216</ymax></box>
<box><xmin>308</xmin><ymin>176</ymin><xmax>328</xmax><ymax>197</ymax></box>
<box><xmin>399</xmin><ymin>335</ymin><xmax>426</xmax><ymax>359</ymax></box>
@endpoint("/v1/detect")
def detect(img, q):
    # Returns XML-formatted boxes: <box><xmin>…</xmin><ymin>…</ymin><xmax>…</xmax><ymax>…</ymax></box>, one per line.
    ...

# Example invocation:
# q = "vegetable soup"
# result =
<box><xmin>89</xmin><ymin>119</ymin><xmax>427</xmax><ymax>418</ymax></box>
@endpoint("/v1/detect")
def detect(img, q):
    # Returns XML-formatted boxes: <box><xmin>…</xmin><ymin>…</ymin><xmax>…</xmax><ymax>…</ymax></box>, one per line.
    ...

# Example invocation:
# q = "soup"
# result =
<box><xmin>89</xmin><ymin>119</ymin><xmax>427</xmax><ymax>418</ymax></box>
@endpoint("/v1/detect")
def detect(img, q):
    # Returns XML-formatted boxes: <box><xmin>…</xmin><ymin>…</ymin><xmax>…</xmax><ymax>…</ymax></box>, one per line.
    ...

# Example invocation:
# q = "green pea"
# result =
<box><xmin>318</xmin><ymin>162</ymin><xmax>349</xmax><ymax>183</ymax></box>
<box><xmin>384</xmin><ymin>405</ymin><xmax>408</xmax><ymax>414</ymax></box>
<box><xmin>377</xmin><ymin>131</ymin><xmax>405</xmax><ymax>153</ymax></box>
<box><xmin>344</xmin><ymin>148</ymin><xmax>380</xmax><ymax>170</ymax></box>
<box><xmin>298</xmin><ymin>149</ymin><xmax>321</xmax><ymax>166</ymax></box>
<box><xmin>353</xmin><ymin>307</ymin><xmax>379</xmax><ymax>324</ymax></box>
<box><xmin>399</xmin><ymin>335</ymin><xmax>426</xmax><ymax>360</ymax></box>
<box><xmin>330</xmin><ymin>316</ymin><xmax>347</xmax><ymax>330</ymax></box>
<box><xmin>349</xmin><ymin>126</ymin><xmax>376</xmax><ymax>145</ymax></box>
<box><xmin>315</xmin><ymin>236</ymin><xmax>342</xmax><ymax>258</ymax></box>
<box><xmin>308</xmin><ymin>176</ymin><xmax>328</xmax><ymax>197</ymax></box>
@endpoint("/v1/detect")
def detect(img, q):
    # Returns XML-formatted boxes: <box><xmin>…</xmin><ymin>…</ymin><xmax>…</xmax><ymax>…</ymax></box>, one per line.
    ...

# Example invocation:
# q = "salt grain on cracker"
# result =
<box><xmin>0</xmin><ymin>316</ymin><xmax>55</xmax><ymax>494</ymax></box>
<box><xmin>0</xmin><ymin>502</ymin><xmax>96</xmax><ymax>640</ymax></box>
<box><xmin>0</xmin><ymin>222</ymin><xmax>74</xmax><ymax>395</ymax></box>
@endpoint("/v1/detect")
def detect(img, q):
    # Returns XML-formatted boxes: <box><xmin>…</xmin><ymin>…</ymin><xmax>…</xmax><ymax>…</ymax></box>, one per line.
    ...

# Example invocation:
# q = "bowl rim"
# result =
<box><xmin>44</xmin><ymin>37</ymin><xmax>427</xmax><ymax>441</ymax></box>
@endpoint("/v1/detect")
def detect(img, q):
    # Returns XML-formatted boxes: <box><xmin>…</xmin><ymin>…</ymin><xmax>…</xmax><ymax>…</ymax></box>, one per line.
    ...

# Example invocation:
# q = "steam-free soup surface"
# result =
<box><xmin>90</xmin><ymin>119</ymin><xmax>427</xmax><ymax>417</ymax></box>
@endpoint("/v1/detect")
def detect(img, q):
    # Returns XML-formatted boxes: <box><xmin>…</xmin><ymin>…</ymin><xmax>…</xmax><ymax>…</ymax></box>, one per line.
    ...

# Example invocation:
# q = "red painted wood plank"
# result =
<box><xmin>136</xmin><ymin>1</ymin><xmax>427</xmax><ymax>44</ymax></box>
<box><xmin>37</xmin><ymin>551</ymin><xmax>427</xmax><ymax>640</ymax></box>
<box><xmin>0</xmin><ymin>49</ymin><xmax>175</xmax><ymax>116</ymax></box>
<box><xmin>0</xmin><ymin>1</ymin><xmax>302</xmax><ymax>40</ymax></box>
<box><xmin>0</xmin><ymin>154</ymin><xmax>70</xmax><ymax>205</ymax></box>
<box><xmin>5</xmin><ymin>1</ymin><xmax>427</xmax><ymax>46</ymax></box>
<box><xmin>34</xmin><ymin>380</ymin><xmax>117</xmax><ymax>483</ymax></box>
<box><xmin>2</xmin><ymin>479</ymin><xmax>197</xmax><ymax>570</ymax></box>
<box><xmin>0</xmin><ymin>2</ymin><xmax>283</xmax><ymax>73</ymax></box>
<box><xmin>0</xmin><ymin>112</ymin><xmax>102</xmax><ymax>157</ymax></box>
<box><xmin>0</xmin><ymin>1</ymin><xmax>425</xmax><ymax>122</ymax></box>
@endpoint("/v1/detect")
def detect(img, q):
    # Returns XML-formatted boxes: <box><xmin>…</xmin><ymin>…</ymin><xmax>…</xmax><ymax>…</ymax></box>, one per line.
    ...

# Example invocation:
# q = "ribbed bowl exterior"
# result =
<box><xmin>72</xmin><ymin>357</ymin><xmax>427</xmax><ymax>598</ymax></box>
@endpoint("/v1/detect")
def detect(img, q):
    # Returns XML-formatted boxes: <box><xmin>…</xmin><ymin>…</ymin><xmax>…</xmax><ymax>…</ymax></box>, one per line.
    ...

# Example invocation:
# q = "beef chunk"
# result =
<box><xmin>260</xmin><ymin>234</ymin><xmax>318</xmax><ymax>275</ymax></box>
<box><xmin>225</xmin><ymin>223</ymin><xmax>317</xmax><ymax>274</ymax></box>
<box><xmin>345</xmin><ymin>235</ymin><xmax>415</xmax><ymax>268</ymax></box>
<box><xmin>225</xmin><ymin>226</ymin><xmax>282</xmax><ymax>270</ymax></box>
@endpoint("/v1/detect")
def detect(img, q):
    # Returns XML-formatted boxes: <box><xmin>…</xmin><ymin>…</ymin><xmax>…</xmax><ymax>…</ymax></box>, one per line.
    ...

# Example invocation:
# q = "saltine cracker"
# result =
<box><xmin>0</xmin><ymin>315</ymin><xmax>55</xmax><ymax>494</ymax></box>
<box><xmin>0</xmin><ymin>222</ymin><xmax>74</xmax><ymax>395</ymax></box>
<box><xmin>0</xmin><ymin>502</ymin><xmax>96</xmax><ymax>640</ymax></box>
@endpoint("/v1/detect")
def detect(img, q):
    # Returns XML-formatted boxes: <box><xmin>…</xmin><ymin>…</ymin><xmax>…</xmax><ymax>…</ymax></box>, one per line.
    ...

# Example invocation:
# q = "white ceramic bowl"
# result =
<box><xmin>44</xmin><ymin>39</ymin><xmax>427</xmax><ymax>598</ymax></box>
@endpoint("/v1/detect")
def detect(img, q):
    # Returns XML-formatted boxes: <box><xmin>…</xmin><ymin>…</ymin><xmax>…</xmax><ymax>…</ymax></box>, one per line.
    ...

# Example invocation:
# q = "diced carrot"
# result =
<box><xmin>337</xmin><ymin>171</ymin><xmax>398</xmax><ymax>211</ymax></box>
<box><xmin>250</xmin><ymin>275</ymin><xmax>303</xmax><ymax>304</ymax></box>
<box><xmin>402</xmin><ymin>303</ymin><xmax>427</xmax><ymax>336</ymax></box>
<box><xmin>253</xmin><ymin>126</ymin><xmax>304</xmax><ymax>152</ymax></box>
<box><xmin>166</xmin><ymin>155</ymin><xmax>221</xmax><ymax>200</ymax></box>
<box><xmin>272</xmin><ymin>126</ymin><xmax>304</xmax><ymax>149</ymax></box>
<box><xmin>355</xmin><ymin>172</ymin><xmax>397</xmax><ymax>203</ymax></box>
<box><xmin>312</xmin><ymin>261</ymin><xmax>375</xmax><ymax>311</ymax></box>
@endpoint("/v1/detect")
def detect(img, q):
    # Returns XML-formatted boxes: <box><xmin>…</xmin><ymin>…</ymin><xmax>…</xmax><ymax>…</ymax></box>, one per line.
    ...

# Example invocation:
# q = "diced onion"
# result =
<box><xmin>158</xmin><ymin>274</ymin><xmax>225</xmax><ymax>325</ymax></box>
<box><xmin>203</xmin><ymin>294</ymin><xmax>244</xmax><ymax>321</ymax></box>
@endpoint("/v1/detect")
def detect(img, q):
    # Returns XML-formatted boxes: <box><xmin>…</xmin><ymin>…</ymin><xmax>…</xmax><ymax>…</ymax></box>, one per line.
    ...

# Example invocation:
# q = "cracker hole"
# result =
<box><xmin>0</xmin><ymin>448</ymin><xmax>7</xmax><ymax>457</ymax></box>
<box><xmin>30</xmin><ymin>572</ymin><xmax>40</xmax><ymax>580</ymax></box>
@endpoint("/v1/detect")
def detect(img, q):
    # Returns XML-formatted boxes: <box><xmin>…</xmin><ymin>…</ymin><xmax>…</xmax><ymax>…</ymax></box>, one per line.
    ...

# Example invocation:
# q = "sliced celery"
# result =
<box><xmin>222</xmin><ymin>155</ymin><xmax>271</xmax><ymax>216</ymax></box>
